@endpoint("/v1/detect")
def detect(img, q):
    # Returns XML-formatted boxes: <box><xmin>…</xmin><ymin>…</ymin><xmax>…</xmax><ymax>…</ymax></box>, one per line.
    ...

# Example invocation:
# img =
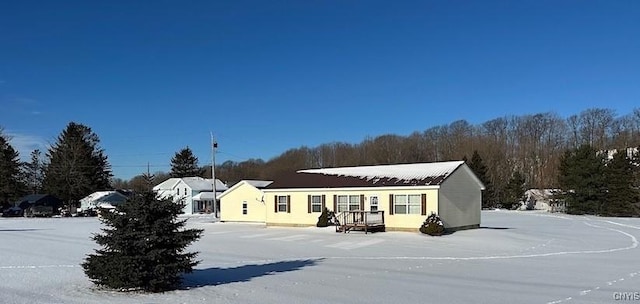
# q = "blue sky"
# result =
<box><xmin>1</xmin><ymin>0</ymin><xmax>639</xmax><ymax>180</ymax></box>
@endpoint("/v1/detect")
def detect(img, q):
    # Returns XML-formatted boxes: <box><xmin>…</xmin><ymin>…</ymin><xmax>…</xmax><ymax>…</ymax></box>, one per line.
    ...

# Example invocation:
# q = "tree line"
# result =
<box><xmin>2</xmin><ymin>107</ymin><xmax>640</xmax><ymax>215</ymax></box>
<box><xmin>211</xmin><ymin>108</ymin><xmax>640</xmax><ymax>213</ymax></box>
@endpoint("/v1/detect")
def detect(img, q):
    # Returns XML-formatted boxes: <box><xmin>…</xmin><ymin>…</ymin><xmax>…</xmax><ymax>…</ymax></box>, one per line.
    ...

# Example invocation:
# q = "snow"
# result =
<box><xmin>298</xmin><ymin>161</ymin><xmax>465</xmax><ymax>183</ymax></box>
<box><xmin>1</xmin><ymin>211</ymin><xmax>640</xmax><ymax>303</ymax></box>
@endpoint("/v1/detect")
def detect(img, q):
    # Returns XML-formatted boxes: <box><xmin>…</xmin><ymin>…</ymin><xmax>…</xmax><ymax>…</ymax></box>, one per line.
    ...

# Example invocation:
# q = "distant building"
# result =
<box><xmin>79</xmin><ymin>191</ymin><xmax>129</xmax><ymax>213</ymax></box>
<box><xmin>521</xmin><ymin>189</ymin><xmax>565</xmax><ymax>212</ymax></box>
<box><xmin>153</xmin><ymin>177</ymin><xmax>228</xmax><ymax>215</ymax></box>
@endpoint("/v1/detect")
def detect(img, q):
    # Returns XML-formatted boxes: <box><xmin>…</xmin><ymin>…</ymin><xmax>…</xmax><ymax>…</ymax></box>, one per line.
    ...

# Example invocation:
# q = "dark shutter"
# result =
<box><xmin>307</xmin><ymin>195</ymin><xmax>311</xmax><ymax>213</ymax></box>
<box><xmin>389</xmin><ymin>194</ymin><xmax>394</xmax><ymax>215</ymax></box>
<box><xmin>321</xmin><ymin>195</ymin><xmax>326</xmax><ymax>210</ymax></box>
<box><xmin>274</xmin><ymin>195</ymin><xmax>278</xmax><ymax>213</ymax></box>
<box><xmin>333</xmin><ymin>195</ymin><xmax>337</xmax><ymax>212</ymax></box>
<box><xmin>360</xmin><ymin>194</ymin><xmax>365</xmax><ymax>210</ymax></box>
<box><xmin>287</xmin><ymin>195</ymin><xmax>291</xmax><ymax>213</ymax></box>
<box><xmin>421</xmin><ymin>194</ymin><xmax>427</xmax><ymax>216</ymax></box>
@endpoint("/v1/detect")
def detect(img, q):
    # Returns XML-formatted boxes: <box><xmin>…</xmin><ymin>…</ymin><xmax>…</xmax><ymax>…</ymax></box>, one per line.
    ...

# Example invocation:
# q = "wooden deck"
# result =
<box><xmin>335</xmin><ymin>210</ymin><xmax>385</xmax><ymax>234</ymax></box>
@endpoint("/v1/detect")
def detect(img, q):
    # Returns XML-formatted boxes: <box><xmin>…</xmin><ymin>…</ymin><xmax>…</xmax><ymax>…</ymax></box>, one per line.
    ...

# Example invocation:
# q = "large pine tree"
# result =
<box><xmin>603</xmin><ymin>150</ymin><xmax>640</xmax><ymax>216</ymax></box>
<box><xmin>170</xmin><ymin>147</ymin><xmax>203</xmax><ymax>177</ymax></box>
<box><xmin>82</xmin><ymin>191</ymin><xmax>202</xmax><ymax>292</ymax></box>
<box><xmin>504</xmin><ymin>171</ymin><xmax>526</xmax><ymax>209</ymax></box>
<box><xmin>466</xmin><ymin>150</ymin><xmax>494</xmax><ymax>208</ymax></box>
<box><xmin>557</xmin><ymin>145</ymin><xmax>607</xmax><ymax>215</ymax></box>
<box><xmin>25</xmin><ymin>149</ymin><xmax>44</xmax><ymax>194</ymax></box>
<box><xmin>43</xmin><ymin>122</ymin><xmax>112</xmax><ymax>208</ymax></box>
<box><xmin>0</xmin><ymin>130</ymin><xmax>27</xmax><ymax>209</ymax></box>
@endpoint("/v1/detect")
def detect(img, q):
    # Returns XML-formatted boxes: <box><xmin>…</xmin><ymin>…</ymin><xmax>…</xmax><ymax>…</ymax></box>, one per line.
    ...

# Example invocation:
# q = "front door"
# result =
<box><xmin>369</xmin><ymin>195</ymin><xmax>379</xmax><ymax>212</ymax></box>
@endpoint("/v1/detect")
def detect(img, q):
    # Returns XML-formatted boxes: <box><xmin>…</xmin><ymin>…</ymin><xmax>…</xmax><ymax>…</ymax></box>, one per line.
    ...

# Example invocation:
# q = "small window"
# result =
<box><xmin>277</xmin><ymin>196</ymin><xmax>288</xmax><ymax>212</ymax></box>
<box><xmin>242</xmin><ymin>201</ymin><xmax>248</xmax><ymax>215</ymax></box>
<box><xmin>185</xmin><ymin>188</ymin><xmax>188</xmax><ymax>196</ymax></box>
<box><xmin>311</xmin><ymin>195</ymin><xmax>322</xmax><ymax>213</ymax></box>
<box><xmin>370</xmin><ymin>195</ymin><xmax>379</xmax><ymax>212</ymax></box>
<box><xmin>177</xmin><ymin>188</ymin><xmax>180</xmax><ymax>196</ymax></box>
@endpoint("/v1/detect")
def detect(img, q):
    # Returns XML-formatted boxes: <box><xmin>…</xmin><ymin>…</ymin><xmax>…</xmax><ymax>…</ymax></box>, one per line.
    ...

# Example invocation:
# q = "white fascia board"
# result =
<box><xmin>263</xmin><ymin>185</ymin><xmax>440</xmax><ymax>193</ymax></box>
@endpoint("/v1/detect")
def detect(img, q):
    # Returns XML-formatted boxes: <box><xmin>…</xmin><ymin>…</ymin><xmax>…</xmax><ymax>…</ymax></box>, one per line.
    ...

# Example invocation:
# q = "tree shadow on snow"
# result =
<box><xmin>0</xmin><ymin>228</ymin><xmax>48</xmax><ymax>232</ymax></box>
<box><xmin>181</xmin><ymin>259</ymin><xmax>321</xmax><ymax>289</ymax></box>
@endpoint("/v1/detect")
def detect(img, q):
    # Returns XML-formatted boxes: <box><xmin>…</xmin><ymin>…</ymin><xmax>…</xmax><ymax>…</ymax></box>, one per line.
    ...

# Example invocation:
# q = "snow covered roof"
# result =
<box><xmin>525</xmin><ymin>189</ymin><xmax>561</xmax><ymax>201</ymax></box>
<box><xmin>192</xmin><ymin>192</ymin><xmax>216</xmax><ymax>201</ymax></box>
<box><xmin>80</xmin><ymin>191</ymin><xmax>127</xmax><ymax>204</ymax></box>
<box><xmin>218</xmin><ymin>180</ymin><xmax>274</xmax><ymax>199</ymax></box>
<box><xmin>153</xmin><ymin>177</ymin><xmax>228</xmax><ymax>192</ymax></box>
<box><xmin>244</xmin><ymin>180</ymin><xmax>273</xmax><ymax>188</ymax></box>
<box><xmin>267</xmin><ymin>161</ymin><xmax>467</xmax><ymax>189</ymax></box>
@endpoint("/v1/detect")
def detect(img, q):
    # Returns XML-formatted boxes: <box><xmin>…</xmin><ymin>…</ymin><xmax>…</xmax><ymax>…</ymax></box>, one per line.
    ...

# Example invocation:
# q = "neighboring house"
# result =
<box><xmin>521</xmin><ymin>189</ymin><xmax>565</xmax><ymax>212</ymax></box>
<box><xmin>79</xmin><ymin>191</ymin><xmax>129</xmax><ymax>212</ymax></box>
<box><xmin>153</xmin><ymin>177</ymin><xmax>228</xmax><ymax>215</ymax></box>
<box><xmin>219</xmin><ymin>180</ymin><xmax>273</xmax><ymax>223</ymax></box>
<box><xmin>263</xmin><ymin>161</ymin><xmax>485</xmax><ymax>232</ymax></box>
<box><xmin>15</xmin><ymin>194</ymin><xmax>63</xmax><ymax>215</ymax></box>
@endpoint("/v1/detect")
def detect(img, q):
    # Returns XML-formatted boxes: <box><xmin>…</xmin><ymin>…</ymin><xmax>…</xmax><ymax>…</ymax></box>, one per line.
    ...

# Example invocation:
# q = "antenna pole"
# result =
<box><xmin>211</xmin><ymin>132</ymin><xmax>218</xmax><ymax>218</ymax></box>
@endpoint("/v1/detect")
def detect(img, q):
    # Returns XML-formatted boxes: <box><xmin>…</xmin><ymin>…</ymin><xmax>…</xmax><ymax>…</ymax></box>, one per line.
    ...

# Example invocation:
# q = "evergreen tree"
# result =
<box><xmin>557</xmin><ymin>145</ymin><xmax>606</xmax><ymax>215</ymax></box>
<box><xmin>43</xmin><ymin>122</ymin><xmax>112</xmax><ymax>209</ymax></box>
<box><xmin>82</xmin><ymin>191</ymin><xmax>203</xmax><ymax>292</ymax></box>
<box><xmin>170</xmin><ymin>147</ymin><xmax>203</xmax><ymax>177</ymax></box>
<box><xmin>603</xmin><ymin>151</ymin><xmax>640</xmax><ymax>216</ymax></box>
<box><xmin>466</xmin><ymin>150</ymin><xmax>494</xmax><ymax>208</ymax></box>
<box><xmin>0</xmin><ymin>130</ymin><xmax>27</xmax><ymax>209</ymax></box>
<box><xmin>504</xmin><ymin>171</ymin><xmax>526</xmax><ymax>209</ymax></box>
<box><xmin>25</xmin><ymin>149</ymin><xmax>44</xmax><ymax>194</ymax></box>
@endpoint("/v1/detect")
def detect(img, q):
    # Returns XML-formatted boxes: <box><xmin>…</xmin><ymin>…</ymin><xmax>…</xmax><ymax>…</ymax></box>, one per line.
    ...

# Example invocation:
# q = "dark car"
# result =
<box><xmin>1</xmin><ymin>207</ymin><xmax>23</xmax><ymax>217</ymax></box>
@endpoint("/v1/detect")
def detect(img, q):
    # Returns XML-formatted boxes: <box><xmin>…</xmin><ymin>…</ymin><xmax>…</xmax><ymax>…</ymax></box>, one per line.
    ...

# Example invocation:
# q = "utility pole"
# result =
<box><xmin>211</xmin><ymin>132</ymin><xmax>218</xmax><ymax>218</ymax></box>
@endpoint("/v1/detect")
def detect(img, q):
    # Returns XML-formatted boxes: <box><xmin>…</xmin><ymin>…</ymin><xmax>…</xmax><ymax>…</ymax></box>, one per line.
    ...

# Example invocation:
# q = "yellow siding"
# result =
<box><xmin>264</xmin><ymin>188</ymin><xmax>439</xmax><ymax>230</ymax></box>
<box><xmin>220</xmin><ymin>183</ymin><xmax>267</xmax><ymax>223</ymax></box>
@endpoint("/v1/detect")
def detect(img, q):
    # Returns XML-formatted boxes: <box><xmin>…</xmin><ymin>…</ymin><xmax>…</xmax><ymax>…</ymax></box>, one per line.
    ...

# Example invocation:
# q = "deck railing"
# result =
<box><xmin>336</xmin><ymin>210</ymin><xmax>385</xmax><ymax>233</ymax></box>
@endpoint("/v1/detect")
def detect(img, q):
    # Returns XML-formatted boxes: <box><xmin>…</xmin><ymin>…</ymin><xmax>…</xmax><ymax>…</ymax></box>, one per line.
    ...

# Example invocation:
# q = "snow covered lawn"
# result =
<box><xmin>1</xmin><ymin>211</ymin><xmax>639</xmax><ymax>304</ymax></box>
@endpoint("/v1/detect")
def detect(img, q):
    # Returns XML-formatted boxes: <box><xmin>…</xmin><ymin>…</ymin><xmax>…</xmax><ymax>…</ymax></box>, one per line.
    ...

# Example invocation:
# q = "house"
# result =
<box><xmin>79</xmin><ymin>191</ymin><xmax>129</xmax><ymax>213</ymax></box>
<box><xmin>153</xmin><ymin>177</ymin><xmax>228</xmax><ymax>215</ymax></box>
<box><xmin>263</xmin><ymin>161</ymin><xmax>485</xmax><ymax>232</ymax></box>
<box><xmin>219</xmin><ymin>180</ymin><xmax>273</xmax><ymax>223</ymax></box>
<box><xmin>15</xmin><ymin>194</ymin><xmax>62</xmax><ymax>216</ymax></box>
<box><xmin>521</xmin><ymin>189</ymin><xmax>565</xmax><ymax>212</ymax></box>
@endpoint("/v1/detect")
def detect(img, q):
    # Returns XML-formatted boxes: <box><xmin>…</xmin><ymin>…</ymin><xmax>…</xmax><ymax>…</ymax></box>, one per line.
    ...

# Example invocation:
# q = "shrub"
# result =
<box><xmin>82</xmin><ymin>191</ymin><xmax>203</xmax><ymax>292</ymax></box>
<box><xmin>419</xmin><ymin>213</ymin><xmax>445</xmax><ymax>236</ymax></box>
<box><xmin>316</xmin><ymin>207</ymin><xmax>330</xmax><ymax>227</ymax></box>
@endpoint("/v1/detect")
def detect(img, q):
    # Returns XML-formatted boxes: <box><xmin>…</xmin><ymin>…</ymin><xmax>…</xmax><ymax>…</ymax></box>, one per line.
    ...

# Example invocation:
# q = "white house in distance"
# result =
<box><xmin>219</xmin><ymin>180</ymin><xmax>273</xmax><ymax>223</ymax></box>
<box><xmin>79</xmin><ymin>191</ymin><xmax>129</xmax><ymax>213</ymax></box>
<box><xmin>521</xmin><ymin>189</ymin><xmax>565</xmax><ymax>212</ymax></box>
<box><xmin>153</xmin><ymin>177</ymin><xmax>228</xmax><ymax>215</ymax></box>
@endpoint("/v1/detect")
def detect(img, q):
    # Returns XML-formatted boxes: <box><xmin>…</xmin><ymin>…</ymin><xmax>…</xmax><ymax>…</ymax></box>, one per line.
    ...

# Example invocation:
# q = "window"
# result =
<box><xmin>349</xmin><ymin>195</ymin><xmax>360</xmax><ymax>210</ymax></box>
<box><xmin>277</xmin><ymin>196</ymin><xmax>288</xmax><ymax>212</ymax></box>
<box><xmin>185</xmin><ymin>188</ymin><xmax>188</xmax><ymax>196</ymax></box>
<box><xmin>394</xmin><ymin>194</ymin><xmax>421</xmax><ymax>214</ymax></box>
<box><xmin>370</xmin><ymin>195</ymin><xmax>379</xmax><ymax>212</ymax></box>
<box><xmin>242</xmin><ymin>201</ymin><xmax>248</xmax><ymax>215</ymax></box>
<box><xmin>311</xmin><ymin>195</ymin><xmax>322</xmax><ymax>213</ymax></box>
<box><xmin>336</xmin><ymin>195</ymin><xmax>361</xmax><ymax>212</ymax></box>
<box><xmin>177</xmin><ymin>188</ymin><xmax>180</xmax><ymax>196</ymax></box>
